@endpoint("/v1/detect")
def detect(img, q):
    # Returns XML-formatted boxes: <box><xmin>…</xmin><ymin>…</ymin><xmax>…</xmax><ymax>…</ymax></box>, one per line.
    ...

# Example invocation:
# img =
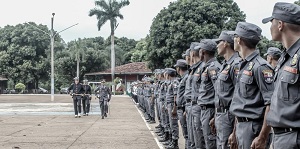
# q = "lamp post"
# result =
<box><xmin>27</xmin><ymin>13</ymin><xmax>78</xmax><ymax>101</ymax></box>
<box><xmin>50</xmin><ymin>13</ymin><xmax>55</xmax><ymax>101</ymax></box>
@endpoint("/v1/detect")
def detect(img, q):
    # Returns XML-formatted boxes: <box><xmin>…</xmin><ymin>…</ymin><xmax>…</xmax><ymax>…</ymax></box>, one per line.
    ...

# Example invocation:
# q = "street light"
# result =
<box><xmin>27</xmin><ymin>13</ymin><xmax>78</xmax><ymax>101</ymax></box>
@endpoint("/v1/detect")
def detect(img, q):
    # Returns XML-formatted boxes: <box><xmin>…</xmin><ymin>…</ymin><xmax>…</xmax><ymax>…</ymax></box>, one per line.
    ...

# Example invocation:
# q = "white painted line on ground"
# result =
<box><xmin>133</xmin><ymin>100</ymin><xmax>164</xmax><ymax>149</ymax></box>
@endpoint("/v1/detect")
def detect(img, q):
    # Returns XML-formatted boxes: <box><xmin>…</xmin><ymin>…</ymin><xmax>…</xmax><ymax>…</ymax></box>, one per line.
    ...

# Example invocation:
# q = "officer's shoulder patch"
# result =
<box><xmin>291</xmin><ymin>54</ymin><xmax>298</xmax><ymax>66</ymax></box>
<box><xmin>262</xmin><ymin>69</ymin><xmax>273</xmax><ymax>83</ymax></box>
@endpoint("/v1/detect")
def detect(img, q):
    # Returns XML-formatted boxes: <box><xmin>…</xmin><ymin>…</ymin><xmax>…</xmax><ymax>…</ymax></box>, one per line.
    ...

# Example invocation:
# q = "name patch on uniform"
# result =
<box><xmin>262</xmin><ymin>69</ymin><xmax>273</xmax><ymax>83</ymax></box>
<box><xmin>284</xmin><ymin>66</ymin><xmax>298</xmax><ymax>74</ymax></box>
<box><xmin>243</xmin><ymin>70</ymin><xmax>252</xmax><ymax>76</ymax></box>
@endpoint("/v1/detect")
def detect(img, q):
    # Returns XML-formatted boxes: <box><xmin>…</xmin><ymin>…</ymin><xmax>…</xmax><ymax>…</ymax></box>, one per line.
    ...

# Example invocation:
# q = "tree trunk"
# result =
<box><xmin>111</xmin><ymin>33</ymin><xmax>115</xmax><ymax>95</ymax></box>
<box><xmin>77</xmin><ymin>59</ymin><xmax>80</xmax><ymax>78</ymax></box>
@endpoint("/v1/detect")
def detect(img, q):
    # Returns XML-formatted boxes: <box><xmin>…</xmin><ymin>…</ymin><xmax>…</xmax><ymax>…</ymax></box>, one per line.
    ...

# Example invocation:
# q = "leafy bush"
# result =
<box><xmin>15</xmin><ymin>83</ymin><xmax>26</xmax><ymax>93</ymax></box>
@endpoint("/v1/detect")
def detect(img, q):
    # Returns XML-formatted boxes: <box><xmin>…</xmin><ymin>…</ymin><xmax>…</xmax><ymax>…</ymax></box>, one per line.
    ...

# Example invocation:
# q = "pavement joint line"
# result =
<box><xmin>133</xmin><ymin>101</ymin><xmax>164</xmax><ymax>149</ymax></box>
<box><xmin>66</xmin><ymin>116</ymin><xmax>100</xmax><ymax>149</ymax></box>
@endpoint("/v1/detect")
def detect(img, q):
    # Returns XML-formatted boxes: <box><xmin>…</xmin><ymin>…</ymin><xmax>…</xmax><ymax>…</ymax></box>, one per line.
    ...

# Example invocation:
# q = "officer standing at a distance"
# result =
<box><xmin>229</xmin><ymin>22</ymin><xmax>274</xmax><ymax>149</ymax></box>
<box><xmin>68</xmin><ymin>77</ymin><xmax>85</xmax><ymax>118</ymax></box>
<box><xmin>82</xmin><ymin>79</ymin><xmax>92</xmax><ymax>116</ymax></box>
<box><xmin>95</xmin><ymin>80</ymin><xmax>112</xmax><ymax>119</ymax></box>
<box><xmin>264</xmin><ymin>47</ymin><xmax>282</xmax><ymax>68</ymax></box>
<box><xmin>262</xmin><ymin>2</ymin><xmax>300</xmax><ymax>148</ymax></box>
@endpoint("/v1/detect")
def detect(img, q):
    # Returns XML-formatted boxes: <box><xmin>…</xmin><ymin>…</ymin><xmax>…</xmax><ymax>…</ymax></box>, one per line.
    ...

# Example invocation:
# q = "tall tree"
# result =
<box><xmin>146</xmin><ymin>0</ymin><xmax>245</xmax><ymax>70</ymax></box>
<box><xmin>69</xmin><ymin>39</ymin><xmax>86</xmax><ymax>78</ymax></box>
<box><xmin>89</xmin><ymin>0</ymin><xmax>130</xmax><ymax>93</ymax></box>
<box><xmin>0</xmin><ymin>23</ymin><xmax>58</xmax><ymax>89</ymax></box>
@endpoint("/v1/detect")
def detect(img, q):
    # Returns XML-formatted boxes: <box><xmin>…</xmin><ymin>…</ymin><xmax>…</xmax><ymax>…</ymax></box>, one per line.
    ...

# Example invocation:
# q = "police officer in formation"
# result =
<box><xmin>135</xmin><ymin>2</ymin><xmax>300</xmax><ymax>149</ymax></box>
<box><xmin>95</xmin><ymin>80</ymin><xmax>112</xmax><ymax>119</ymax></box>
<box><xmin>68</xmin><ymin>77</ymin><xmax>85</xmax><ymax>118</ymax></box>
<box><xmin>263</xmin><ymin>2</ymin><xmax>300</xmax><ymax>149</ymax></box>
<box><xmin>82</xmin><ymin>79</ymin><xmax>92</xmax><ymax>116</ymax></box>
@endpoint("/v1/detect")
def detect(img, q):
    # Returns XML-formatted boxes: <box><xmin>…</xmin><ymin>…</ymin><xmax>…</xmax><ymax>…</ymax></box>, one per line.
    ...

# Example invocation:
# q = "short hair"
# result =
<box><xmin>178</xmin><ymin>66</ymin><xmax>189</xmax><ymax>71</ymax></box>
<box><xmin>285</xmin><ymin>22</ymin><xmax>300</xmax><ymax>32</ymax></box>
<box><xmin>192</xmin><ymin>50</ymin><xmax>200</xmax><ymax>57</ymax></box>
<box><xmin>240</xmin><ymin>37</ymin><xmax>260</xmax><ymax>49</ymax></box>
<box><xmin>203</xmin><ymin>49</ymin><xmax>216</xmax><ymax>57</ymax></box>
<box><xmin>271</xmin><ymin>54</ymin><xmax>281</xmax><ymax>61</ymax></box>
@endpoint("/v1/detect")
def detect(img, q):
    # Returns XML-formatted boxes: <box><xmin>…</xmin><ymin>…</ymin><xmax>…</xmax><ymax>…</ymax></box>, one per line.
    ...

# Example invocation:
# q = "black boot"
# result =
<box><xmin>158</xmin><ymin>132</ymin><xmax>169</xmax><ymax>142</ymax></box>
<box><xmin>165</xmin><ymin>139</ymin><xmax>179</xmax><ymax>149</ymax></box>
<box><xmin>155</xmin><ymin>124</ymin><xmax>161</xmax><ymax>129</ymax></box>
<box><xmin>149</xmin><ymin>117</ymin><xmax>156</xmax><ymax>124</ymax></box>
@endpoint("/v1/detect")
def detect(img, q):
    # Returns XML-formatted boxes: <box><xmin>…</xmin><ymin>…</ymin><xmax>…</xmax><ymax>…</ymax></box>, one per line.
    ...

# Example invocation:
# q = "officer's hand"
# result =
<box><xmin>228</xmin><ymin>133</ymin><xmax>238</xmax><ymax>149</ymax></box>
<box><xmin>183</xmin><ymin>111</ymin><xmax>186</xmax><ymax>118</ymax></box>
<box><xmin>209</xmin><ymin>117</ymin><xmax>216</xmax><ymax>135</ymax></box>
<box><xmin>250</xmin><ymin>136</ymin><xmax>266</xmax><ymax>149</ymax></box>
<box><xmin>171</xmin><ymin>109</ymin><xmax>177</xmax><ymax>117</ymax></box>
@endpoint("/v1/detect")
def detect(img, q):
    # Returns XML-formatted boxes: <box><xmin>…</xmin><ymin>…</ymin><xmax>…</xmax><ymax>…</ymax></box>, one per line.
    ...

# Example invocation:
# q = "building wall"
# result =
<box><xmin>87</xmin><ymin>74</ymin><xmax>152</xmax><ymax>92</ymax></box>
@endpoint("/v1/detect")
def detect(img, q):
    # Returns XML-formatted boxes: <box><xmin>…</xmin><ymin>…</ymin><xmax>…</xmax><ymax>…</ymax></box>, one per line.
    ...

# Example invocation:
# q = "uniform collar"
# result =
<box><xmin>286</xmin><ymin>38</ymin><xmax>300</xmax><ymax>57</ymax></box>
<box><xmin>204</xmin><ymin>57</ymin><xmax>217</xmax><ymax>66</ymax></box>
<box><xmin>226</xmin><ymin>52</ymin><xmax>239</xmax><ymax>64</ymax></box>
<box><xmin>245</xmin><ymin>50</ymin><xmax>259</xmax><ymax>62</ymax></box>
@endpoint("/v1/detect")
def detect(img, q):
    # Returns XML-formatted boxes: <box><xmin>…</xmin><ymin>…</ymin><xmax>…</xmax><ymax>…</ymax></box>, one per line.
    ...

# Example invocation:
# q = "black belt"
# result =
<box><xmin>200</xmin><ymin>104</ymin><xmax>215</xmax><ymax>110</ymax></box>
<box><xmin>236</xmin><ymin>117</ymin><xmax>263</xmax><ymax>123</ymax></box>
<box><xmin>177</xmin><ymin>106</ymin><xmax>185</xmax><ymax>110</ymax></box>
<box><xmin>273</xmin><ymin>127</ymin><xmax>300</xmax><ymax>134</ymax></box>
<box><xmin>192</xmin><ymin>101</ymin><xmax>197</xmax><ymax>105</ymax></box>
<box><xmin>216</xmin><ymin>107</ymin><xmax>229</xmax><ymax>113</ymax></box>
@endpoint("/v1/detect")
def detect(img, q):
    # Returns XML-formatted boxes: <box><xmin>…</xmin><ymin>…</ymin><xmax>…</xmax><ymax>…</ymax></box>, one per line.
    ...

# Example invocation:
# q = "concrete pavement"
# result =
<box><xmin>0</xmin><ymin>95</ymin><xmax>184</xmax><ymax>149</ymax></box>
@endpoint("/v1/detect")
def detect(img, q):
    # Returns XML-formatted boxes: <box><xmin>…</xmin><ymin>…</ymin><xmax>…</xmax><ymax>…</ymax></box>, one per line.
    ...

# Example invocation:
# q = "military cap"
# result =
<box><xmin>74</xmin><ymin>77</ymin><xmax>79</xmax><ymax>80</ymax></box>
<box><xmin>213</xmin><ymin>31</ymin><xmax>235</xmax><ymax>44</ymax></box>
<box><xmin>100</xmin><ymin>79</ymin><xmax>106</xmax><ymax>83</ymax></box>
<box><xmin>264</xmin><ymin>47</ymin><xmax>282</xmax><ymax>57</ymax></box>
<box><xmin>234</xmin><ymin>22</ymin><xmax>262</xmax><ymax>41</ymax></box>
<box><xmin>164</xmin><ymin>68</ymin><xmax>176</xmax><ymax>75</ymax></box>
<box><xmin>182</xmin><ymin>49</ymin><xmax>191</xmax><ymax>58</ymax></box>
<box><xmin>190</xmin><ymin>42</ymin><xmax>200</xmax><ymax>51</ymax></box>
<box><xmin>262</xmin><ymin>2</ymin><xmax>300</xmax><ymax>25</ymax></box>
<box><xmin>194</xmin><ymin>39</ymin><xmax>217</xmax><ymax>52</ymax></box>
<box><xmin>174</xmin><ymin>59</ymin><xmax>188</xmax><ymax>68</ymax></box>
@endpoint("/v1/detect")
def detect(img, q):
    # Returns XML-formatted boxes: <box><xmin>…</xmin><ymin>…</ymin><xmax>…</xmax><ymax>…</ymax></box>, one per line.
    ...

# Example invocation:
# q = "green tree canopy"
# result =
<box><xmin>146</xmin><ymin>0</ymin><xmax>245</xmax><ymax>70</ymax></box>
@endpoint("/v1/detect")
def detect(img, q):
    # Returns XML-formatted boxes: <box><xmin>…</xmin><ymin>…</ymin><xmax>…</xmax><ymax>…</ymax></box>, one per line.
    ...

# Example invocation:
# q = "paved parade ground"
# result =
<box><xmin>0</xmin><ymin>95</ymin><xmax>184</xmax><ymax>149</ymax></box>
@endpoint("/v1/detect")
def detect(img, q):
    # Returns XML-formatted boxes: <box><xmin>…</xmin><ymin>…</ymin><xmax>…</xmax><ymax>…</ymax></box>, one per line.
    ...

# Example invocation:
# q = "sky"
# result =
<box><xmin>0</xmin><ymin>0</ymin><xmax>296</xmax><ymax>42</ymax></box>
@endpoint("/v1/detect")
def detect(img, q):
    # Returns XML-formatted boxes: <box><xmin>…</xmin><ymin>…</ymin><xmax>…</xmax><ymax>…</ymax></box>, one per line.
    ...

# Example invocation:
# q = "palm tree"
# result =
<box><xmin>69</xmin><ymin>39</ymin><xmax>86</xmax><ymax>78</ymax></box>
<box><xmin>89</xmin><ymin>0</ymin><xmax>130</xmax><ymax>94</ymax></box>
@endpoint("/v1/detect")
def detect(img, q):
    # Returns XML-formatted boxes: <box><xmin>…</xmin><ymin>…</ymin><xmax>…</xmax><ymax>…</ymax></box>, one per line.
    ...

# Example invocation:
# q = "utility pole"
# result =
<box><xmin>50</xmin><ymin>13</ymin><xmax>55</xmax><ymax>102</ymax></box>
<box><xmin>27</xmin><ymin>13</ymin><xmax>78</xmax><ymax>101</ymax></box>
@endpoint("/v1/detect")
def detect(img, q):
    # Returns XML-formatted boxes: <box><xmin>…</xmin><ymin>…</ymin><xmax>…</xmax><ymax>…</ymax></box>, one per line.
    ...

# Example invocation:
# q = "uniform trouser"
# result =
<box><xmin>192</xmin><ymin>104</ymin><xmax>205</xmax><ymax>149</ymax></box>
<box><xmin>185</xmin><ymin>102</ymin><xmax>194</xmax><ymax>148</ymax></box>
<box><xmin>156</xmin><ymin>98</ymin><xmax>161</xmax><ymax>122</ymax></box>
<box><xmin>150</xmin><ymin>98</ymin><xmax>155</xmax><ymax>119</ymax></box>
<box><xmin>265</xmin><ymin>132</ymin><xmax>273</xmax><ymax>149</ymax></box>
<box><xmin>236</xmin><ymin>120</ymin><xmax>263</xmax><ymax>149</ymax></box>
<box><xmin>84</xmin><ymin>96</ymin><xmax>91</xmax><ymax>114</ymax></box>
<box><xmin>163</xmin><ymin>102</ymin><xmax>170</xmax><ymax>132</ymax></box>
<box><xmin>177</xmin><ymin>108</ymin><xmax>188</xmax><ymax>147</ymax></box>
<box><xmin>167</xmin><ymin>103</ymin><xmax>179</xmax><ymax>140</ymax></box>
<box><xmin>73</xmin><ymin>95</ymin><xmax>82</xmax><ymax>115</ymax></box>
<box><xmin>82</xmin><ymin>96</ymin><xmax>89</xmax><ymax>114</ymax></box>
<box><xmin>215</xmin><ymin>111</ymin><xmax>234</xmax><ymax>149</ymax></box>
<box><xmin>99</xmin><ymin>99</ymin><xmax>108</xmax><ymax>116</ymax></box>
<box><xmin>273</xmin><ymin>130</ymin><xmax>300</xmax><ymax>149</ymax></box>
<box><xmin>145</xmin><ymin>97</ymin><xmax>150</xmax><ymax>115</ymax></box>
<box><xmin>200</xmin><ymin>107</ymin><xmax>216</xmax><ymax>149</ymax></box>
<box><xmin>159</xmin><ymin>100</ymin><xmax>166</xmax><ymax>128</ymax></box>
